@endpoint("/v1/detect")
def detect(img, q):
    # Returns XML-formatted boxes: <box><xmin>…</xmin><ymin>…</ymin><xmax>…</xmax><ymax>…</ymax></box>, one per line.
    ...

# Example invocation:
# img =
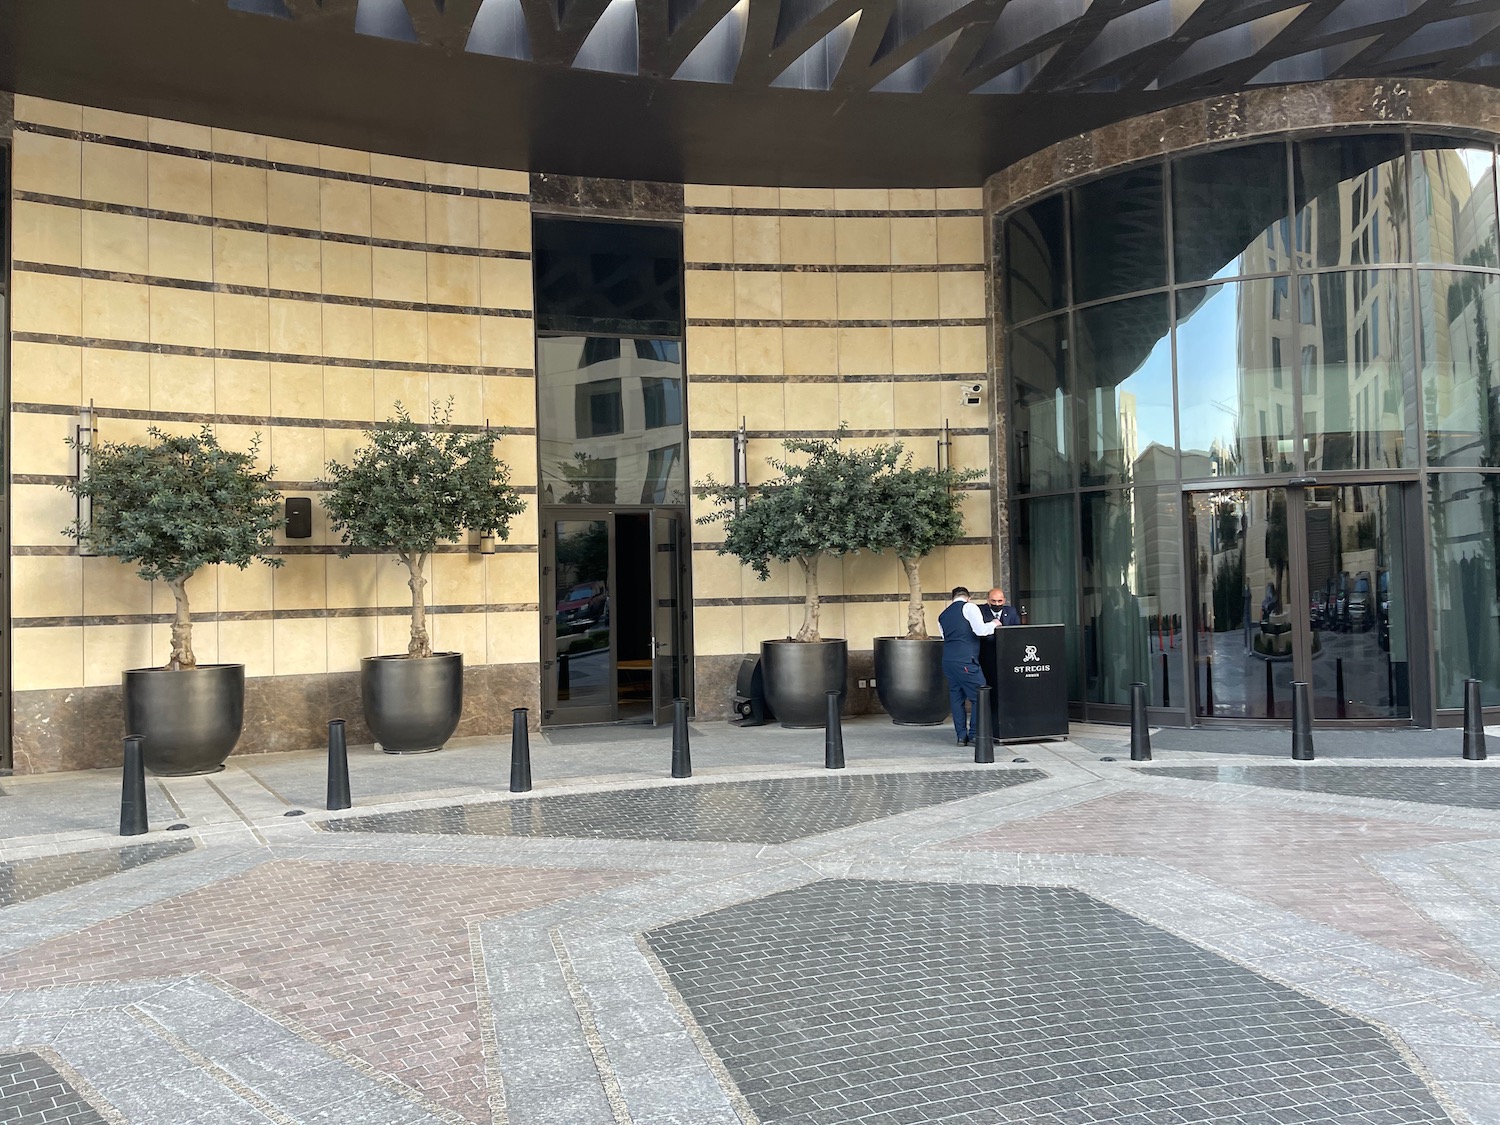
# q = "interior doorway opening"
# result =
<box><xmin>542</xmin><ymin>508</ymin><xmax>688</xmax><ymax>726</ymax></box>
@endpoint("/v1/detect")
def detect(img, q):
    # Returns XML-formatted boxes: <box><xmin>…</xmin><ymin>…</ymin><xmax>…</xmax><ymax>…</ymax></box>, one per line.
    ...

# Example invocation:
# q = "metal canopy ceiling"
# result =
<box><xmin>2</xmin><ymin>0</ymin><xmax>1499</xmax><ymax>186</ymax></box>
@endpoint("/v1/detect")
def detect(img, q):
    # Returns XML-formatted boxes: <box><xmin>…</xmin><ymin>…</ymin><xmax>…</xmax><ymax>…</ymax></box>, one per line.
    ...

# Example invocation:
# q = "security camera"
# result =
<box><xmin>960</xmin><ymin>382</ymin><xmax>983</xmax><ymax>406</ymax></box>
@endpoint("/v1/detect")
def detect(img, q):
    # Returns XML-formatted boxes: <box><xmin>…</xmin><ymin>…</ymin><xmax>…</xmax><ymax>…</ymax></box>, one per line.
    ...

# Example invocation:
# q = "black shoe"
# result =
<box><xmin>957</xmin><ymin>735</ymin><xmax>971</xmax><ymax>746</ymax></box>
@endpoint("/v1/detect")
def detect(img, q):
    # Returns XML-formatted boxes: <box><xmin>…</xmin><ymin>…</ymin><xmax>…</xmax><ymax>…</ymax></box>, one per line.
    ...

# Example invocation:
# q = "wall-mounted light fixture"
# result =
<box><xmin>284</xmin><ymin>496</ymin><xmax>313</xmax><ymax>538</ymax></box>
<box><xmin>732</xmin><ymin>416</ymin><xmax>749</xmax><ymax>513</ymax></box>
<box><xmin>479</xmin><ymin>533</ymin><xmax>497</xmax><ymax>555</ymax></box>
<box><xmin>73</xmin><ymin>401</ymin><xmax>98</xmax><ymax>557</ymax></box>
<box><xmin>937</xmin><ymin>419</ymin><xmax>952</xmax><ymax>476</ymax></box>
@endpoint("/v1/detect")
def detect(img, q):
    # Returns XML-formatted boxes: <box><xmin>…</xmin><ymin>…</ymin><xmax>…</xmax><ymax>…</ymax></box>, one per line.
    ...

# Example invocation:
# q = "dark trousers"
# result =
<box><xmin>943</xmin><ymin>659</ymin><xmax>985</xmax><ymax>739</ymax></box>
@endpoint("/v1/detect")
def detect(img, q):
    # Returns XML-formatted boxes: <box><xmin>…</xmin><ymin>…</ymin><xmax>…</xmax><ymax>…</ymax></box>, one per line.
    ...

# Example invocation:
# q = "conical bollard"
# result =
<box><xmin>671</xmin><ymin>697</ymin><xmax>692</xmax><ymax>778</ymax></box>
<box><xmin>1129</xmin><ymin>682</ymin><xmax>1152</xmax><ymax>762</ymax></box>
<box><xmin>824</xmin><ymin>690</ymin><xmax>845</xmax><ymax>770</ymax></box>
<box><xmin>510</xmin><ymin>707</ymin><xmax>532</xmax><ymax>793</ymax></box>
<box><xmin>1291</xmin><ymin>680</ymin><xmax>1314</xmax><ymax>761</ymax></box>
<box><xmin>326</xmin><ymin>718</ymin><xmax>351</xmax><ymax>811</ymax></box>
<box><xmin>974</xmin><ymin>685</ymin><xmax>995</xmax><ymax>764</ymax></box>
<box><xmin>1464</xmin><ymin>678</ymin><xmax>1488</xmax><ymax>761</ymax></box>
<box><xmin>120</xmin><ymin>735</ymin><xmax>148</xmax><ymax>837</ymax></box>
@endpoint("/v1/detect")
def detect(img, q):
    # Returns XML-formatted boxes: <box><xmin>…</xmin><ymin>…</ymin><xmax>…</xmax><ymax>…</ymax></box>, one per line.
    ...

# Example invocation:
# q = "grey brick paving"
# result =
<box><xmin>0</xmin><ymin>841</ymin><xmax>195</xmax><ymax>908</ymax></box>
<box><xmin>319</xmin><ymin>770</ymin><xmax>1048</xmax><ymax>844</ymax></box>
<box><xmin>0</xmin><ymin>1051</ymin><xmax>108</xmax><ymax>1125</ymax></box>
<box><xmin>645</xmin><ymin>880</ymin><xmax>1455</xmax><ymax>1125</ymax></box>
<box><xmin>1141</xmin><ymin>765</ymin><xmax>1500</xmax><ymax>810</ymax></box>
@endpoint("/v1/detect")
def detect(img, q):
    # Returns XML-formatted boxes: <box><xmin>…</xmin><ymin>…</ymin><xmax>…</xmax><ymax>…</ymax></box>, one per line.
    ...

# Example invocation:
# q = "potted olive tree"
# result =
<box><xmin>696</xmin><ymin>431</ymin><xmax>898</xmax><ymax>727</ymax></box>
<box><xmin>63</xmin><ymin>427</ymin><xmax>282</xmax><ymax>775</ymax></box>
<box><xmin>869</xmin><ymin>454</ymin><xmax>982</xmax><ymax>725</ymax></box>
<box><xmin>321</xmin><ymin>404</ymin><xmax>525</xmax><ymax>753</ymax></box>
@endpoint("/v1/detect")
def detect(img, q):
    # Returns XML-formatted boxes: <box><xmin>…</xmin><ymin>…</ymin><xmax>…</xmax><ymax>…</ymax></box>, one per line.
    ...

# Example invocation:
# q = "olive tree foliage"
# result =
<box><xmin>870</xmin><ymin>456</ymin><xmax>983</xmax><ymax>639</ymax></box>
<box><xmin>695</xmin><ymin>432</ymin><xmax>901</xmax><ymax>643</ymax></box>
<box><xmin>320</xmin><ymin>403</ymin><xmax>527</xmax><ymax>659</ymax></box>
<box><xmin>62</xmin><ymin>427</ymin><xmax>283</xmax><ymax>671</ymax></box>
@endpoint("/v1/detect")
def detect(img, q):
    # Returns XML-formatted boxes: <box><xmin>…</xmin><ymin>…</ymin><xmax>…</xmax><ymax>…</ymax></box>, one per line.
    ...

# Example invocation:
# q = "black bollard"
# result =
<box><xmin>1463</xmin><ymin>678</ymin><xmax>1488</xmax><ymax>761</ymax></box>
<box><xmin>1291</xmin><ymin>680</ymin><xmax>1314</xmax><ymax>761</ymax></box>
<box><xmin>120</xmin><ymin>735</ymin><xmax>148</xmax><ymax>837</ymax></box>
<box><xmin>824</xmin><ymin>690</ymin><xmax>845</xmax><ymax>770</ymax></box>
<box><xmin>1335</xmin><ymin>658</ymin><xmax>1347</xmax><ymax>720</ymax></box>
<box><xmin>1129</xmin><ymin>682</ymin><xmax>1152</xmax><ymax>762</ymax></box>
<box><xmin>510</xmin><ymin>707</ymin><xmax>532</xmax><ymax>792</ymax></box>
<box><xmin>1161</xmin><ymin>653</ymin><xmax>1170</xmax><ymax>708</ymax></box>
<box><xmin>974</xmin><ymin>686</ymin><xmax>995</xmax><ymax>764</ymax></box>
<box><xmin>671</xmin><ymin>697</ymin><xmax>692</xmax><ymax>778</ymax></box>
<box><xmin>326</xmin><ymin>718</ymin><xmax>351</xmax><ymax>811</ymax></box>
<box><xmin>1204</xmin><ymin>656</ymin><xmax>1214</xmax><ymax>712</ymax></box>
<box><xmin>1264</xmin><ymin>659</ymin><xmax>1275</xmax><ymax>717</ymax></box>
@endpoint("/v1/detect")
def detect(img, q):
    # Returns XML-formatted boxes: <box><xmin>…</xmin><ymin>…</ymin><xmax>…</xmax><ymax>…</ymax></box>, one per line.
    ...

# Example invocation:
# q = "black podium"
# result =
<box><xmin>990</xmin><ymin>625</ymin><xmax>1069</xmax><ymax>741</ymax></box>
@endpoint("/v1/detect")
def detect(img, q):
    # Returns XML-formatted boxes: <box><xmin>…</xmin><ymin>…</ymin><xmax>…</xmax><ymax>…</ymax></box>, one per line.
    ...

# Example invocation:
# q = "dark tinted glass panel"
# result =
<box><xmin>1419</xmin><ymin>270</ymin><xmax>1500</xmax><ymax>467</ymax></box>
<box><xmin>1072</xmin><ymin>166</ymin><xmax>1166</xmax><ymax>303</ymax></box>
<box><xmin>1175</xmin><ymin>280</ymin><xmax>1293</xmax><ymax>477</ymax></box>
<box><xmin>1074</xmin><ymin>295</ymin><xmax>1174</xmax><ymax>486</ymax></box>
<box><xmin>538</xmin><ymin>335</ymin><xmax>686</xmax><ymax>505</ymax></box>
<box><xmin>1015</xmin><ymin>495</ymin><xmax>1080</xmax><ymax>699</ymax></box>
<box><xmin>1185</xmin><ymin>488</ymin><xmax>1296</xmax><ymax>719</ymax></box>
<box><xmin>1172</xmin><ymin>144</ymin><xmax>1290</xmax><ymax>284</ymax></box>
<box><xmin>553</xmin><ymin>519</ymin><xmax>611</xmax><ymax>706</ymax></box>
<box><xmin>1411</xmin><ymin>137</ymin><xmax>1498</xmax><ymax>268</ymax></box>
<box><xmin>533</xmin><ymin>217</ymin><xmax>683</xmax><ymax>336</ymax></box>
<box><xmin>1429</xmin><ymin>473</ymin><xmax>1500</xmax><ymax>708</ymax></box>
<box><xmin>1004</xmin><ymin>195</ymin><xmax>1066</xmax><ymax>322</ymax></box>
<box><xmin>1302</xmin><ymin>270</ymin><xmax>1411</xmax><ymax>472</ymax></box>
<box><xmin>1293</xmin><ymin>135</ymin><xmax>1408</xmax><ymax>267</ymax></box>
<box><xmin>1082</xmin><ymin>488</ymin><xmax>1182</xmax><ymax>707</ymax></box>
<box><xmin>1010</xmin><ymin>314</ymin><xmax>1070</xmax><ymax>492</ymax></box>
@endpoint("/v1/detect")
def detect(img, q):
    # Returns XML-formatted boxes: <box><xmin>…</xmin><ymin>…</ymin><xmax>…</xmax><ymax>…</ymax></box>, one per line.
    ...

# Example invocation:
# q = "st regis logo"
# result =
<box><xmin>1022</xmin><ymin>645</ymin><xmax>1040</xmax><ymax>664</ymax></box>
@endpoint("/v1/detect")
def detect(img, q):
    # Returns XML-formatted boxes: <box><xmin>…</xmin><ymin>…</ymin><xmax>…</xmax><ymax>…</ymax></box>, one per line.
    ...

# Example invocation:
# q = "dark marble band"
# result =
<box><xmin>687</xmin><ymin>262</ymin><xmax>986</xmax><ymax>274</ymax></box>
<box><xmin>14</xmin><ymin>602</ymin><xmax>540</xmax><ymax>630</ymax></box>
<box><xmin>687</xmin><ymin>372</ymin><xmax>974</xmax><ymax>383</ymax></box>
<box><xmin>686</xmin><ymin>207</ymin><xmax>984</xmax><ymax>218</ymax></box>
<box><xmin>11</xmin><ymin>401</ymin><xmax>536</xmax><ymax>438</ymax></box>
<box><xmin>13</xmin><ymin>331</ymin><xmax>535</xmax><ymax>377</ymax></box>
<box><xmin>13</xmin><ymin>190</ymin><xmax>531</xmax><ymax>260</ymax></box>
<box><xmin>16</xmin><ymin>260</ymin><xmax>530</xmax><ymax>320</ymax></box>
<box><xmin>692</xmin><ymin>535</ymin><xmax>991</xmax><ymax>554</ymax></box>
<box><xmin>687</xmin><ymin>317</ymin><xmax>988</xmax><ymax>329</ymax></box>
<box><xmin>689</xmin><ymin>426</ymin><xmax>991</xmax><ymax>439</ymax></box>
<box><xmin>11</xmin><ymin>542</ymin><xmax>539</xmax><ymax>557</ymax></box>
<box><xmin>16</xmin><ymin>120</ymin><xmax>532</xmax><ymax>202</ymax></box>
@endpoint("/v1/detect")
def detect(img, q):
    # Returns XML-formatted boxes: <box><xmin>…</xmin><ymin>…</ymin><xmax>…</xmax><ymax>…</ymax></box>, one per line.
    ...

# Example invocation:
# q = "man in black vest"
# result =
<box><xmin>978</xmin><ymin>587</ymin><xmax>1022</xmax><ymax>734</ymax></box>
<box><xmin>938</xmin><ymin>586</ymin><xmax>998</xmax><ymax>745</ymax></box>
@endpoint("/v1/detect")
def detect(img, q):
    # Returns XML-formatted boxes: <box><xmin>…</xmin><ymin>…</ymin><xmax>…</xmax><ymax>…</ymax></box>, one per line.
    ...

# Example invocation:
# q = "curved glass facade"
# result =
<box><xmin>1001</xmin><ymin>131</ymin><xmax>1500</xmax><ymax>720</ymax></box>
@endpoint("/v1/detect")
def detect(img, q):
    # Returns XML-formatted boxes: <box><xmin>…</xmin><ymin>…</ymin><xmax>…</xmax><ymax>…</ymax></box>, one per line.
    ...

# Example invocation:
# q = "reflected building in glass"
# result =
<box><xmin>999</xmin><ymin>130</ymin><xmax>1500</xmax><ymax>727</ymax></box>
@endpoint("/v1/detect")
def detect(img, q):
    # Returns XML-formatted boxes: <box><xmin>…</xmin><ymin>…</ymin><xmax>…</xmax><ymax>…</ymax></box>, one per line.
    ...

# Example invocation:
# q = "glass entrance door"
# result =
<box><xmin>1186</xmin><ymin>484</ymin><xmax>1415</xmax><ymax>722</ymax></box>
<box><xmin>543</xmin><ymin>509</ymin><xmax>689</xmax><ymax>726</ymax></box>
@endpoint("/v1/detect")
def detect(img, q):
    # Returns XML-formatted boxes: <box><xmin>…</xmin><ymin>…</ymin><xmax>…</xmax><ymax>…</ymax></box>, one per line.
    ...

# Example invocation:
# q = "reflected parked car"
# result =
<box><xmin>1377</xmin><ymin>570</ymin><xmax>1391</xmax><ymax>651</ymax></box>
<box><xmin>1348</xmin><ymin>571</ymin><xmax>1372</xmax><ymax>631</ymax></box>
<box><xmin>557</xmin><ymin>581</ymin><xmax>608</xmax><ymax>630</ymax></box>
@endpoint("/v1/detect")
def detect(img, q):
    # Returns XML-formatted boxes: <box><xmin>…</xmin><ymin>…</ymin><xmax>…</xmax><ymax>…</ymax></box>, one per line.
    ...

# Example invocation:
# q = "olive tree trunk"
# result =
<box><xmin>400</xmin><ymin>551</ymin><xmax>432</xmax><ymax>659</ymax></box>
<box><xmin>165</xmin><ymin>575</ymin><xmax>196</xmax><ymax>670</ymax></box>
<box><xmin>794</xmin><ymin>554</ymin><xmax>822</xmax><ymax>642</ymax></box>
<box><xmin>900</xmin><ymin>554</ymin><xmax>928</xmax><ymax>639</ymax></box>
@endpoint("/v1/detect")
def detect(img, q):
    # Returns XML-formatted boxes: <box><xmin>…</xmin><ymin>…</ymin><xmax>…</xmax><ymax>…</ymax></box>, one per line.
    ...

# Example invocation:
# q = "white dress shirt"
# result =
<box><xmin>952</xmin><ymin>596</ymin><xmax>998</xmax><ymax>637</ymax></box>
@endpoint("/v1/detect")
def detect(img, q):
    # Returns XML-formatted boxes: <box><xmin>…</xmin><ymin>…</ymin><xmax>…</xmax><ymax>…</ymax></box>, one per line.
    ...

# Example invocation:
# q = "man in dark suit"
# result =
<box><xmin>978</xmin><ymin>588</ymin><xmax>1022</xmax><ymax>736</ymax></box>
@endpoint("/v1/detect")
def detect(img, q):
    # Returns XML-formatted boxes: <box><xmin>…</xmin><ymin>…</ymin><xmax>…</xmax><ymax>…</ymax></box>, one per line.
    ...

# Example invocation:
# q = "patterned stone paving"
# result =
<box><xmin>320</xmin><ymin>769</ymin><xmax>1048</xmax><ymax>844</ymax></box>
<box><xmin>0</xmin><ymin>859</ymin><xmax>640</xmax><ymax>1124</ymax></box>
<box><xmin>1143</xmin><ymin>765</ymin><xmax>1500</xmax><ymax>809</ymax></box>
<box><xmin>0</xmin><ymin>841</ymin><xmax>196</xmax><ymax>908</ymax></box>
<box><xmin>950</xmin><ymin>791</ymin><xmax>1488</xmax><ymax>976</ymax></box>
<box><xmin>0</xmin><ymin>1053</ymin><xmax>108</xmax><ymax>1125</ymax></box>
<box><xmin>647</xmin><ymin>880</ymin><xmax>1454</xmax><ymax>1125</ymax></box>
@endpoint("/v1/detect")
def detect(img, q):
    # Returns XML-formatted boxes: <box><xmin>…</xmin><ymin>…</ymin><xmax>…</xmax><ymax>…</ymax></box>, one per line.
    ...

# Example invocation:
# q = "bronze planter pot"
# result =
<box><xmin>362</xmin><ymin>652</ymin><xmax>463</xmax><ymax>753</ymax></box>
<box><xmin>760</xmin><ymin>639</ymin><xmax>847</xmax><ymax>728</ymax></box>
<box><xmin>873</xmin><ymin>636</ymin><xmax>948</xmax><ymax>725</ymax></box>
<box><xmin>123</xmin><ymin>663</ymin><xmax>245</xmax><ymax>776</ymax></box>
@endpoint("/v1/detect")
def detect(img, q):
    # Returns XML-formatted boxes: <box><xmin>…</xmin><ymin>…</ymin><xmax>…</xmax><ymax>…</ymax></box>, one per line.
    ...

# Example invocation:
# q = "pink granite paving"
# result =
<box><xmin>0</xmin><ymin>859</ymin><xmax>640</xmax><ymax>1123</ymax></box>
<box><xmin>948</xmin><ymin>791</ymin><xmax>1494</xmax><ymax>977</ymax></box>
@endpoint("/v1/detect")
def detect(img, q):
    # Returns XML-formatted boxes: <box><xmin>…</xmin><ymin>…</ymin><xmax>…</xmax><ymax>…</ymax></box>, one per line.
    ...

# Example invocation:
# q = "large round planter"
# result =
<box><xmin>872</xmin><ymin>636</ymin><xmax>948</xmax><ymax>725</ymax></box>
<box><xmin>760</xmin><ymin>639</ymin><xmax>847</xmax><ymax>728</ymax></box>
<box><xmin>362</xmin><ymin>652</ymin><xmax>463</xmax><ymax>753</ymax></box>
<box><xmin>123</xmin><ymin>664</ymin><xmax>245</xmax><ymax>776</ymax></box>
